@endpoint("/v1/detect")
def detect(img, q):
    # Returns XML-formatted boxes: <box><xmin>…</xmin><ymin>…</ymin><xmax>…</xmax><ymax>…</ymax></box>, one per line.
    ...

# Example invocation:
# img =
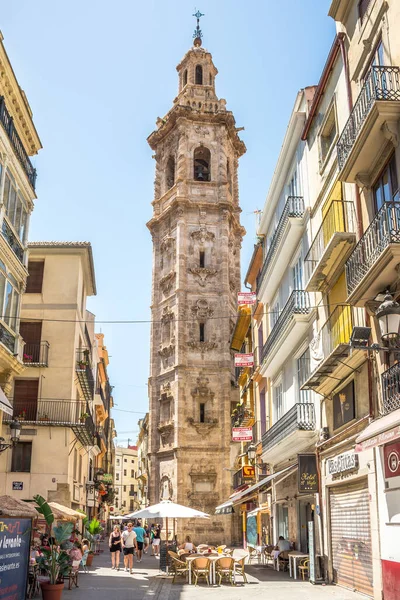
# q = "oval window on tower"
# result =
<box><xmin>195</xmin><ymin>65</ymin><xmax>203</xmax><ymax>85</ymax></box>
<box><xmin>194</xmin><ymin>147</ymin><xmax>211</xmax><ymax>182</ymax></box>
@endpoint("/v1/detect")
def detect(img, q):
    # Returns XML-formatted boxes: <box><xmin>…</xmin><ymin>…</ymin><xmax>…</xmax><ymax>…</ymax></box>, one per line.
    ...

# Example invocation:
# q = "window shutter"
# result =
<box><xmin>26</xmin><ymin>261</ymin><xmax>44</xmax><ymax>293</ymax></box>
<box><xmin>13</xmin><ymin>379</ymin><xmax>39</xmax><ymax>420</ymax></box>
<box><xmin>20</xmin><ymin>321</ymin><xmax>42</xmax><ymax>344</ymax></box>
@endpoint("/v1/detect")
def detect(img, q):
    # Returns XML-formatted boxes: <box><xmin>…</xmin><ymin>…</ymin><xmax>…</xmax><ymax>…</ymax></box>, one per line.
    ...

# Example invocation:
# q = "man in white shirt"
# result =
<box><xmin>121</xmin><ymin>522</ymin><xmax>138</xmax><ymax>573</ymax></box>
<box><xmin>272</xmin><ymin>536</ymin><xmax>291</xmax><ymax>559</ymax></box>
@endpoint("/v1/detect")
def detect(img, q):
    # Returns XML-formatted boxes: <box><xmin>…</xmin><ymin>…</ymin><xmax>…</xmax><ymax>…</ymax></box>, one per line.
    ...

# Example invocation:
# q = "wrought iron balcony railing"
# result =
<box><xmin>304</xmin><ymin>201</ymin><xmax>356</xmax><ymax>283</ymax></box>
<box><xmin>262</xmin><ymin>403</ymin><xmax>315</xmax><ymax>453</ymax></box>
<box><xmin>315</xmin><ymin>304</ymin><xmax>365</xmax><ymax>362</ymax></box>
<box><xmin>0</xmin><ymin>96</ymin><xmax>37</xmax><ymax>190</ymax></box>
<box><xmin>346</xmin><ymin>202</ymin><xmax>400</xmax><ymax>295</ymax></box>
<box><xmin>261</xmin><ymin>290</ymin><xmax>310</xmax><ymax>364</ymax></box>
<box><xmin>337</xmin><ymin>66</ymin><xmax>400</xmax><ymax>170</ymax></box>
<box><xmin>2</xmin><ymin>219</ymin><xmax>24</xmax><ymax>263</ymax></box>
<box><xmin>76</xmin><ymin>348</ymin><xmax>95</xmax><ymax>402</ymax></box>
<box><xmin>22</xmin><ymin>341</ymin><xmax>49</xmax><ymax>366</ymax></box>
<box><xmin>381</xmin><ymin>362</ymin><xmax>400</xmax><ymax>415</ymax></box>
<box><xmin>256</xmin><ymin>196</ymin><xmax>304</xmax><ymax>291</ymax></box>
<box><xmin>3</xmin><ymin>399</ymin><xmax>95</xmax><ymax>446</ymax></box>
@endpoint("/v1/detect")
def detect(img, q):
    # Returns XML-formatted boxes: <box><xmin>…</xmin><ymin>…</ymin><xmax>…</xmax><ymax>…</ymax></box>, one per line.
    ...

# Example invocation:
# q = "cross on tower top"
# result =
<box><xmin>192</xmin><ymin>9</ymin><xmax>205</xmax><ymax>47</ymax></box>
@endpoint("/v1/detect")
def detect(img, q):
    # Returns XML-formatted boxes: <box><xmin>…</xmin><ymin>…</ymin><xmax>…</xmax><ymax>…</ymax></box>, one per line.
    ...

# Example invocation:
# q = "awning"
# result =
<box><xmin>0</xmin><ymin>388</ymin><xmax>13</xmax><ymax>416</ymax></box>
<box><xmin>48</xmin><ymin>502</ymin><xmax>85</xmax><ymax>522</ymax></box>
<box><xmin>231</xmin><ymin>464</ymin><xmax>296</xmax><ymax>505</ymax></box>
<box><xmin>355</xmin><ymin>408</ymin><xmax>400</xmax><ymax>451</ymax></box>
<box><xmin>247</xmin><ymin>505</ymin><xmax>270</xmax><ymax>518</ymax></box>
<box><xmin>215</xmin><ymin>501</ymin><xmax>234</xmax><ymax>515</ymax></box>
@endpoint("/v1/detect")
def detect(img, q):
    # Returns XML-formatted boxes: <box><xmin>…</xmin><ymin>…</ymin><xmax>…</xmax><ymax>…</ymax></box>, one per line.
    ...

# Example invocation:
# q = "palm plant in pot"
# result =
<box><xmin>82</xmin><ymin>516</ymin><xmax>103</xmax><ymax>566</ymax></box>
<box><xmin>33</xmin><ymin>495</ymin><xmax>73</xmax><ymax>600</ymax></box>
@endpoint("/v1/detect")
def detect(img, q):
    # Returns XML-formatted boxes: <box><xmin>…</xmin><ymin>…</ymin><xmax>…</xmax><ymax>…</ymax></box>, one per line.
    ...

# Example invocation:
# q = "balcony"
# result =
<box><xmin>260</xmin><ymin>291</ymin><xmax>313</xmax><ymax>377</ymax></box>
<box><xmin>381</xmin><ymin>363</ymin><xmax>400</xmax><ymax>415</ymax></box>
<box><xmin>252</xmin><ymin>420</ymin><xmax>263</xmax><ymax>445</ymax></box>
<box><xmin>261</xmin><ymin>403</ymin><xmax>316</xmax><ymax>466</ymax></box>
<box><xmin>305</xmin><ymin>201</ymin><xmax>357</xmax><ymax>292</ymax></box>
<box><xmin>22</xmin><ymin>342</ymin><xmax>49</xmax><ymax>367</ymax></box>
<box><xmin>2</xmin><ymin>219</ymin><xmax>24</xmax><ymax>263</ymax></box>
<box><xmin>231</xmin><ymin>402</ymin><xmax>254</xmax><ymax>428</ymax></box>
<box><xmin>0</xmin><ymin>96</ymin><xmax>37</xmax><ymax>190</ymax></box>
<box><xmin>256</xmin><ymin>197</ymin><xmax>305</xmax><ymax>303</ymax></box>
<box><xmin>337</xmin><ymin>67</ymin><xmax>400</xmax><ymax>183</ymax></box>
<box><xmin>346</xmin><ymin>202</ymin><xmax>400</xmax><ymax>304</ymax></box>
<box><xmin>302</xmin><ymin>304</ymin><xmax>366</xmax><ymax>396</ymax></box>
<box><xmin>76</xmin><ymin>348</ymin><xmax>95</xmax><ymax>402</ymax></box>
<box><xmin>4</xmin><ymin>399</ymin><xmax>95</xmax><ymax>446</ymax></box>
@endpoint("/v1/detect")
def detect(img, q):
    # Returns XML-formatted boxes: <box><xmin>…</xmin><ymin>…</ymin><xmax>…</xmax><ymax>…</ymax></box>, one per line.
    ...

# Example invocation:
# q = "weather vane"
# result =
<box><xmin>192</xmin><ymin>9</ymin><xmax>204</xmax><ymax>46</ymax></box>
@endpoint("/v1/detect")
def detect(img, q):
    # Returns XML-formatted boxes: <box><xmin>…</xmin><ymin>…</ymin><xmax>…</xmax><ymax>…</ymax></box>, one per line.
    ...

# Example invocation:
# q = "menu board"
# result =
<box><xmin>0</xmin><ymin>518</ymin><xmax>31</xmax><ymax>600</ymax></box>
<box><xmin>298</xmin><ymin>453</ymin><xmax>319</xmax><ymax>494</ymax></box>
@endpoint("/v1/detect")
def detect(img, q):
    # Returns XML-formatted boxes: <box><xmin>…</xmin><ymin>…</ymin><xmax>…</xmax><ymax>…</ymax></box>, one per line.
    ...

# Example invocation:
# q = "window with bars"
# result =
<box><xmin>297</xmin><ymin>348</ymin><xmax>311</xmax><ymax>403</ymax></box>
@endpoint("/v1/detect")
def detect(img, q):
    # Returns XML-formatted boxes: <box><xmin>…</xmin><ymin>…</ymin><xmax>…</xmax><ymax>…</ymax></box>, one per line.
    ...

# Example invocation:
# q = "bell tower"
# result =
<box><xmin>147</xmin><ymin>13</ymin><xmax>246</xmax><ymax>543</ymax></box>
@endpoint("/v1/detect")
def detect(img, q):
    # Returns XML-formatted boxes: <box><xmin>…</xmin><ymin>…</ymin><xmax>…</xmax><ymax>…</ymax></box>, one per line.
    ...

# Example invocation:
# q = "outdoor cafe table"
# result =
<box><xmin>288</xmin><ymin>551</ymin><xmax>309</xmax><ymax>579</ymax></box>
<box><xmin>185</xmin><ymin>553</ymin><xmax>236</xmax><ymax>585</ymax></box>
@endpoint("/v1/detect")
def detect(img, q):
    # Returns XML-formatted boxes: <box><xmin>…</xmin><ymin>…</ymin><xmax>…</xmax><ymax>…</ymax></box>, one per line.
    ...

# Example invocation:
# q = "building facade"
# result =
<box><xmin>137</xmin><ymin>414</ymin><xmax>149</xmax><ymax>508</ymax></box>
<box><xmin>146</xmin><ymin>24</ymin><xmax>245</xmax><ymax>542</ymax></box>
<box><xmin>0</xmin><ymin>242</ymin><xmax>110</xmax><ymax>514</ymax></box>
<box><xmin>0</xmin><ymin>31</ymin><xmax>42</xmax><ymax>440</ymax></box>
<box><xmin>114</xmin><ymin>445</ymin><xmax>139</xmax><ymax>515</ymax></box>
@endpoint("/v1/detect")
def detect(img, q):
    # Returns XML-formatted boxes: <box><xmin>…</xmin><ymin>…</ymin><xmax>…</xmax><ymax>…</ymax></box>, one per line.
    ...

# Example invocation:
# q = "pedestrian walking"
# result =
<box><xmin>109</xmin><ymin>525</ymin><xmax>122</xmax><ymax>570</ymax></box>
<box><xmin>143</xmin><ymin>524</ymin><xmax>150</xmax><ymax>554</ymax></box>
<box><xmin>152</xmin><ymin>525</ymin><xmax>161</xmax><ymax>557</ymax></box>
<box><xmin>121</xmin><ymin>522</ymin><xmax>137</xmax><ymax>573</ymax></box>
<box><xmin>133</xmin><ymin>520</ymin><xmax>146</xmax><ymax>563</ymax></box>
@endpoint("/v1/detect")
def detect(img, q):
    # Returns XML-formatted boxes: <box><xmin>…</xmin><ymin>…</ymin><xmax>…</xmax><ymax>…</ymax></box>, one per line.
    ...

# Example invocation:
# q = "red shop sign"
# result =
<box><xmin>384</xmin><ymin>440</ymin><xmax>400</xmax><ymax>479</ymax></box>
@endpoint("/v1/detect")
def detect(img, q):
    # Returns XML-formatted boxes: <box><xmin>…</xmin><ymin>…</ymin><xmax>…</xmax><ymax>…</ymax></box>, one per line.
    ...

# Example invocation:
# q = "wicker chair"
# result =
<box><xmin>66</xmin><ymin>560</ymin><xmax>80</xmax><ymax>590</ymax></box>
<box><xmin>264</xmin><ymin>545</ymin><xmax>274</xmax><ymax>566</ymax></box>
<box><xmin>234</xmin><ymin>555</ymin><xmax>247</xmax><ymax>584</ymax></box>
<box><xmin>192</xmin><ymin>557</ymin><xmax>211</xmax><ymax>585</ymax></box>
<box><xmin>247</xmin><ymin>545</ymin><xmax>259</xmax><ymax>564</ymax></box>
<box><xmin>215</xmin><ymin>557</ymin><xmax>235</xmax><ymax>586</ymax></box>
<box><xmin>169</xmin><ymin>556</ymin><xmax>189</xmax><ymax>584</ymax></box>
<box><xmin>278</xmin><ymin>551</ymin><xmax>290</xmax><ymax>571</ymax></box>
<box><xmin>298</xmin><ymin>558</ymin><xmax>310</xmax><ymax>580</ymax></box>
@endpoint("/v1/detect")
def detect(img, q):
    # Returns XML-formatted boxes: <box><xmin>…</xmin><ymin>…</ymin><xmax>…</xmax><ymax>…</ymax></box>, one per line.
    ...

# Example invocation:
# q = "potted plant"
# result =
<box><xmin>82</xmin><ymin>516</ymin><xmax>103</xmax><ymax>565</ymax></box>
<box><xmin>33</xmin><ymin>495</ymin><xmax>74</xmax><ymax>600</ymax></box>
<box><xmin>17</xmin><ymin>409</ymin><xmax>26</xmax><ymax>420</ymax></box>
<box><xmin>79</xmin><ymin>412</ymin><xmax>89</xmax><ymax>423</ymax></box>
<box><xmin>39</xmin><ymin>413</ymin><xmax>50</xmax><ymax>422</ymax></box>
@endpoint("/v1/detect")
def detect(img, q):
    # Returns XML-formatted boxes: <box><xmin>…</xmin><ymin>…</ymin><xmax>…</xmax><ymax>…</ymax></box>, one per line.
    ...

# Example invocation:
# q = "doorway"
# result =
<box><xmin>298</xmin><ymin>500</ymin><xmax>312</xmax><ymax>552</ymax></box>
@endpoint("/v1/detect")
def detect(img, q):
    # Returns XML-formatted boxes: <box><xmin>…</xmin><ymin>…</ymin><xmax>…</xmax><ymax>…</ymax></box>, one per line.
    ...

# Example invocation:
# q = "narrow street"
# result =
<box><xmin>73</xmin><ymin>544</ymin><xmax>364</xmax><ymax>600</ymax></box>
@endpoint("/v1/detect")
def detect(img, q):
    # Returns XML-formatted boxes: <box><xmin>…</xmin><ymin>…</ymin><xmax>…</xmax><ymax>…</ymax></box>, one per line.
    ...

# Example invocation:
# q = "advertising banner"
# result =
<box><xmin>298</xmin><ymin>453</ymin><xmax>319</xmax><ymax>493</ymax></box>
<box><xmin>238</xmin><ymin>292</ymin><xmax>256</xmax><ymax>305</ymax></box>
<box><xmin>0</xmin><ymin>518</ymin><xmax>31</xmax><ymax>600</ymax></box>
<box><xmin>232</xmin><ymin>427</ymin><xmax>253</xmax><ymax>442</ymax></box>
<box><xmin>234</xmin><ymin>353</ymin><xmax>254</xmax><ymax>367</ymax></box>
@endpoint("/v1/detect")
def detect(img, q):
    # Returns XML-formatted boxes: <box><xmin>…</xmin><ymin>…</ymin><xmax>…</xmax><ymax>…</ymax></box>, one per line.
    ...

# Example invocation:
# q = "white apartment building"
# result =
<box><xmin>114</xmin><ymin>445</ymin><xmax>139</xmax><ymax>515</ymax></box>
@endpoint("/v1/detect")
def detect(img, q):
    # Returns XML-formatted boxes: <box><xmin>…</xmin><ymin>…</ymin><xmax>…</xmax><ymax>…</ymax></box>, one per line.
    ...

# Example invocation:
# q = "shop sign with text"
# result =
<box><xmin>384</xmin><ymin>440</ymin><xmax>400</xmax><ymax>479</ymax></box>
<box><xmin>234</xmin><ymin>353</ymin><xmax>254</xmax><ymax>367</ymax></box>
<box><xmin>232</xmin><ymin>427</ymin><xmax>253</xmax><ymax>442</ymax></box>
<box><xmin>242</xmin><ymin>465</ymin><xmax>255</xmax><ymax>478</ymax></box>
<box><xmin>327</xmin><ymin>451</ymin><xmax>359</xmax><ymax>476</ymax></box>
<box><xmin>238</xmin><ymin>292</ymin><xmax>256</xmax><ymax>305</ymax></box>
<box><xmin>298</xmin><ymin>454</ymin><xmax>319</xmax><ymax>493</ymax></box>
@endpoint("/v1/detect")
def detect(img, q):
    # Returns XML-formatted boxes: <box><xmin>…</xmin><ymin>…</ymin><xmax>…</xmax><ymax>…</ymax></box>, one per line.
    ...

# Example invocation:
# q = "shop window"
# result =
<box><xmin>194</xmin><ymin>147</ymin><xmax>211</xmax><ymax>181</ymax></box>
<box><xmin>333</xmin><ymin>380</ymin><xmax>355</xmax><ymax>430</ymax></box>
<box><xmin>11</xmin><ymin>442</ymin><xmax>32</xmax><ymax>472</ymax></box>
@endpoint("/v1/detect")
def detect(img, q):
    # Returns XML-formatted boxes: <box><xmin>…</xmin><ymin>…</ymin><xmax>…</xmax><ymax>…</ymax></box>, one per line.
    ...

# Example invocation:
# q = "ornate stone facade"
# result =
<box><xmin>147</xmin><ymin>35</ymin><xmax>245</xmax><ymax>543</ymax></box>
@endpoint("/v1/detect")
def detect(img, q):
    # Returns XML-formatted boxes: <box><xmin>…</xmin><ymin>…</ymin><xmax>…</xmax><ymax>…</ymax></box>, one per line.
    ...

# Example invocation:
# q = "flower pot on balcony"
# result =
<box><xmin>40</xmin><ymin>582</ymin><xmax>64</xmax><ymax>600</ymax></box>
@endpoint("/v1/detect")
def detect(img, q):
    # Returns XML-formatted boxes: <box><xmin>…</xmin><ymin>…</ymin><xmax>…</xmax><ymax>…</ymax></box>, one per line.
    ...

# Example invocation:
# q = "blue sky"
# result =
<box><xmin>2</xmin><ymin>1</ymin><xmax>335</xmax><ymax>444</ymax></box>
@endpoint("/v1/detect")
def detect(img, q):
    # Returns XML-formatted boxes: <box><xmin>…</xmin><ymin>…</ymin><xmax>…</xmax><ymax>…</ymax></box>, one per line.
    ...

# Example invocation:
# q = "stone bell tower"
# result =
<box><xmin>147</xmin><ymin>13</ymin><xmax>246</xmax><ymax>543</ymax></box>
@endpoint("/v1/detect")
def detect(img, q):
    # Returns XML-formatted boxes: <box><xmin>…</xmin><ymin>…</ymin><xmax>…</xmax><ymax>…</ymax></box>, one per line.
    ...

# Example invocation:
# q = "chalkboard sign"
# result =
<box><xmin>308</xmin><ymin>521</ymin><xmax>316</xmax><ymax>584</ymax></box>
<box><xmin>159</xmin><ymin>542</ymin><xmax>177</xmax><ymax>572</ymax></box>
<box><xmin>0</xmin><ymin>518</ymin><xmax>31</xmax><ymax>600</ymax></box>
<box><xmin>298</xmin><ymin>453</ymin><xmax>319</xmax><ymax>494</ymax></box>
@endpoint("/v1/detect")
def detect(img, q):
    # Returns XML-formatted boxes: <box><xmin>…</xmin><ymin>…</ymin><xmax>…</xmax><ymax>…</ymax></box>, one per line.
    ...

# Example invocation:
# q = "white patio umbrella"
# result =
<box><xmin>124</xmin><ymin>500</ymin><xmax>210</xmax><ymax>546</ymax></box>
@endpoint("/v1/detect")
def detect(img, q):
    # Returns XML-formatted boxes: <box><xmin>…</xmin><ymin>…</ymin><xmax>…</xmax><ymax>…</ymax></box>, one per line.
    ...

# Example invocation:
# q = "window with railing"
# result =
<box><xmin>298</xmin><ymin>348</ymin><xmax>311</xmax><ymax>403</ymax></box>
<box><xmin>273</xmin><ymin>383</ymin><xmax>283</xmax><ymax>421</ymax></box>
<box><xmin>373</xmin><ymin>154</ymin><xmax>399</xmax><ymax>211</ymax></box>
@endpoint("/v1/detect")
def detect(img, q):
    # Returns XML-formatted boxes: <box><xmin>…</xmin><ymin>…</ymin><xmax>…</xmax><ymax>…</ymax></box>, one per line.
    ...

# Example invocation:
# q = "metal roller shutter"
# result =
<box><xmin>329</xmin><ymin>479</ymin><xmax>373</xmax><ymax>597</ymax></box>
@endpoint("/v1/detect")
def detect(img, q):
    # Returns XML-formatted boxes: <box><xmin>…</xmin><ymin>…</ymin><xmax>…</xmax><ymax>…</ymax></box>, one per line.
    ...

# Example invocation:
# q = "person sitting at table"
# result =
<box><xmin>272</xmin><ymin>535</ymin><xmax>291</xmax><ymax>559</ymax></box>
<box><xmin>69</xmin><ymin>541</ymin><xmax>83</xmax><ymax>563</ymax></box>
<box><xmin>179</xmin><ymin>535</ymin><xmax>196</xmax><ymax>553</ymax></box>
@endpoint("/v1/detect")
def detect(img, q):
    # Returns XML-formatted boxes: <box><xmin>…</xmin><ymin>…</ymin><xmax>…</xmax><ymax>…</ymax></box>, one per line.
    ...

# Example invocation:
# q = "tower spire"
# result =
<box><xmin>192</xmin><ymin>9</ymin><xmax>204</xmax><ymax>47</ymax></box>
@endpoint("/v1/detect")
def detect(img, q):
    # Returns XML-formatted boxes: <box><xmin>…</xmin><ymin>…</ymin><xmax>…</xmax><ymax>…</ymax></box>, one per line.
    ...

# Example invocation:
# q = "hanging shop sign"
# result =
<box><xmin>0</xmin><ymin>518</ymin><xmax>31</xmax><ymax>600</ymax></box>
<box><xmin>237</xmin><ymin>292</ymin><xmax>256</xmax><ymax>305</ymax></box>
<box><xmin>327</xmin><ymin>451</ymin><xmax>359</xmax><ymax>477</ymax></box>
<box><xmin>234</xmin><ymin>353</ymin><xmax>254</xmax><ymax>367</ymax></box>
<box><xmin>242</xmin><ymin>465</ymin><xmax>255</xmax><ymax>478</ymax></box>
<box><xmin>298</xmin><ymin>454</ymin><xmax>319</xmax><ymax>493</ymax></box>
<box><xmin>384</xmin><ymin>440</ymin><xmax>400</xmax><ymax>479</ymax></box>
<box><xmin>232</xmin><ymin>427</ymin><xmax>253</xmax><ymax>442</ymax></box>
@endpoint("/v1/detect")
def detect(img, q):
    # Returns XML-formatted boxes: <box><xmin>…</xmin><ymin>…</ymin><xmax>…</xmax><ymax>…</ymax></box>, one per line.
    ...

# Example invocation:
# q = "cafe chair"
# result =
<box><xmin>298</xmin><ymin>558</ymin><xmax>310</xmax><ymax>580</ymax></box>
<box><xmin>264</xmin><ymin>545</ymin><xmax>274</xmax><ymax>567</ymax></box>
<box><xmin>66</xmin><ymin>561</ymin><xmax>80</xmax><ymax>590</ymax></box>
<box><xmin>168</xmin><ymin>550</ymin><xmax>180</xmax><ymax>561</ymax></box>
<box><xmin>234</xmin><ymin>555</ymin><xmax>248</xmax><ymax>584</ymax></box>
<box><xmin>247</xmin><ymin>545</ymin><xmax>259</xmax><ymax>564</ymax></box>
<box><xmin>169</xmin><ymin>556</ymin><xmax>189</xmax><ymax>584</ymax></box>
<box><xmin>215</xmin><ymin>557</ymin><xmax>235</xmax><ymax>586</ymax></box>
<box><xmin>192</xmin><ymin>557</ymin><xmax>211</xmax><ymax>586</ymax></box>
<box><xmin>278</xmin><ymin>551</ymin><xmax>290</xmax><ymax>572</ymax></box>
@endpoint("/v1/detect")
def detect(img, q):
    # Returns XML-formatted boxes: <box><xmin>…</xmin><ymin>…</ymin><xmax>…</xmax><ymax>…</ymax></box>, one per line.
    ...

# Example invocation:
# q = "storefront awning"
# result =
<box><xmin>247</xmin><ymin>505</ymin><xmax>270</xmax><ymax>518</ymax></box>
<box><xmin>231</xmin><ymin>464</ymin><xmax>296</xmax><ymax>505</ymax></box>
<box><xmin>355</xmin><ymin>408</ymin><xmax>400</xmax><ymax>451</ymax></box>
<box><xmin>215</xmin><ymin>500</ymin><xmax>234</xmax><ymax>515</ymax></box>
<box><xmin>0</xmin><ymin>388</ymin><xmax>13</xmax><ymax>416</ymax></box>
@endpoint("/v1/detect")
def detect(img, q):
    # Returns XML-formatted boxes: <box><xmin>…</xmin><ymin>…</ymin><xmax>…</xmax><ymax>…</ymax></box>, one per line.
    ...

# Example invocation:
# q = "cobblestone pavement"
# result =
<box><xmin>72</xmin><ymin>544</ymin><xmax>365</xmax><ymax>600</ymax></box>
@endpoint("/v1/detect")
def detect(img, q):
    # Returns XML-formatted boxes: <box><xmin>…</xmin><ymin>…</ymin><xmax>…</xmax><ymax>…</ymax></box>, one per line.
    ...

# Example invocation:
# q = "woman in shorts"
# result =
<box><xmin>109</xmin><ymin>525</ymin><xmax>122</xmax><ymax>570</ymax></box>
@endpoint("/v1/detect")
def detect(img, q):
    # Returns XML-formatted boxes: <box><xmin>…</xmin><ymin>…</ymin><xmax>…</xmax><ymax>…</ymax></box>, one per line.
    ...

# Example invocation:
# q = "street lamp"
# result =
<box><xmin>375</xmin><ymin>291</ymin><xmax>400</xmax><ymax>342</ymax></box>
<box><xmin>247</xmin><ymin>443</ymin><xmax>257</xmax><ymax>463</ymax></box>
<box><xmin>0</xmin><ymin>419</ymin><xmax>21</xmax><ymax>454</ymax></box>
